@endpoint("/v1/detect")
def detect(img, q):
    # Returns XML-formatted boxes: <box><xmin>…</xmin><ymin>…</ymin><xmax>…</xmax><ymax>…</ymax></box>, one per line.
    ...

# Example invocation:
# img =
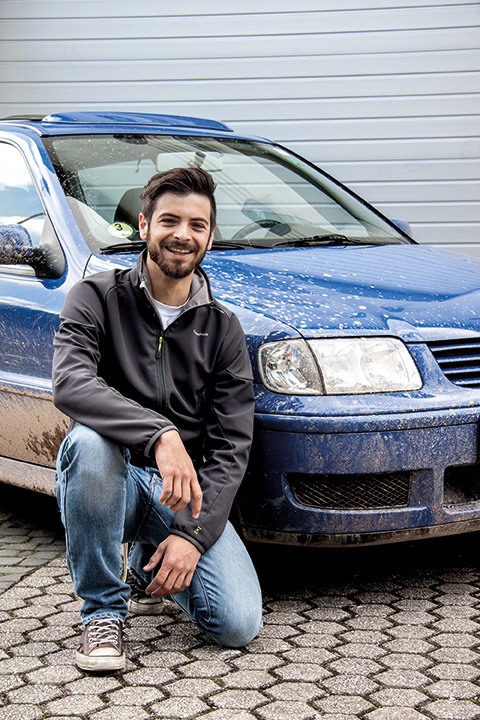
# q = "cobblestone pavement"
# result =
<box><xmin>1</xmin><ymin>483</ymin><xmax>480</xmax><ymax>719</ymax></box>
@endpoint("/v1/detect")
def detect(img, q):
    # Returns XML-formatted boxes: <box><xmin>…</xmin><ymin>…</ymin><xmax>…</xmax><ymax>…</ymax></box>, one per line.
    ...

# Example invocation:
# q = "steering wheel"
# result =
<box><xmin>232</xmin><ymin>218</ymin><xmax>290</xmax><ymax>241</ymax></box>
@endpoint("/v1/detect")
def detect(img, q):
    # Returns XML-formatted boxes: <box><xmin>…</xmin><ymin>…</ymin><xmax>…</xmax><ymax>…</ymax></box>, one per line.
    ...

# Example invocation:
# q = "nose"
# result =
<box><xmin>173</xmin><ymin>221</ymin><xmax>191</xmax><ymax>241</ymax></box>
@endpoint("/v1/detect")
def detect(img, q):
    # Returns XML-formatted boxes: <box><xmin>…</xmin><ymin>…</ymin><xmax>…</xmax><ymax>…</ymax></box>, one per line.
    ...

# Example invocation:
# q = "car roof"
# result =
<box><xmin>0</xmin><ymin>111</ymin><xmax>235</xmax><ymax>136</ymax></box>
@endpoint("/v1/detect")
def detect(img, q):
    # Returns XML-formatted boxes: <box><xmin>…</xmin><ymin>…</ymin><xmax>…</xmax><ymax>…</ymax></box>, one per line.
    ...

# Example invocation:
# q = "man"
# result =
<box><xmin>53</xmin><ymin>167</ymin><xmax>262</xmax><ymax>672</ymax></box>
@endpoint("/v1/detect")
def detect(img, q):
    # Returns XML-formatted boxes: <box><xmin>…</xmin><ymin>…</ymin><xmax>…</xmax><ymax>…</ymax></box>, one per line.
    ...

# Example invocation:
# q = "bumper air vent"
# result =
<box><xmin>287</xmin><ymin>471</ymin><xmax>412</xmax><ymax>510</ymax></box>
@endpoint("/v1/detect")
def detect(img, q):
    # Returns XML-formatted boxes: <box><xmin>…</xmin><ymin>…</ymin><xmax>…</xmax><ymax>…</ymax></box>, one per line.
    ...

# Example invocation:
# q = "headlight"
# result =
<box><xmin>258</xmin><ymin>339</ymin><xmax>323</xmax><ymax>395</ymax></box>
<box><xmin>259</xmin><ymin>337</ymin><xmax>422</xmax><ymax>395</ymax></box>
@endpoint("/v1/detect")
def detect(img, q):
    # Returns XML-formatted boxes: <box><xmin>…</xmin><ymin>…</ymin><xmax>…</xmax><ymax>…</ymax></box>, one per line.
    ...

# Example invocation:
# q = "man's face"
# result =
<box><xmin>139</xmin><ymin>192</ymin><xmax>214</xmax><ymax>280</ymax></box>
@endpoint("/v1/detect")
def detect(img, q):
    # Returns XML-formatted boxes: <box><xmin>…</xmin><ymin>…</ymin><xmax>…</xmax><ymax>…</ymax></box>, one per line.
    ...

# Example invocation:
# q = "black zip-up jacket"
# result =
<box><xmin>52</xmin><ymin>252</ymin><xmax>255</xmax><ymax>553</ymax></box>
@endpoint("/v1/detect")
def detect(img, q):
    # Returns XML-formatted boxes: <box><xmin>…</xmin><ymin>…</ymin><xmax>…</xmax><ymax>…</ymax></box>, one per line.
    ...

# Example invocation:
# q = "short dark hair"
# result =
<box><xmin>141</xmin><ymin>167</ymin><xmax>216</xmax><ymax>228</ymax></box>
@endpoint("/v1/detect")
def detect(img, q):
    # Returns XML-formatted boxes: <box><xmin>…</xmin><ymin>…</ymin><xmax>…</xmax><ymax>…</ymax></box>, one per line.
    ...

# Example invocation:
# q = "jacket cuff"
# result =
<box><xmin>144</xmin><ymin>425</ymin><xmax>177</xmax><ymax>458</ymax></box>
<box><xmin>169</xmin><ymin>529</ymin><xmax>205</xmax><ymax>554</ymax></box>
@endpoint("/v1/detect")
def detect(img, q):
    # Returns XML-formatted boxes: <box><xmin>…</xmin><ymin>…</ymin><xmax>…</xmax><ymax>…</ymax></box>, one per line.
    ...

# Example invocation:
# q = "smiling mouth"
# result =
<box><xmin>166</xmin><ymin>246</ymin><xmax>194</xmax><ymax>256</ymax></box>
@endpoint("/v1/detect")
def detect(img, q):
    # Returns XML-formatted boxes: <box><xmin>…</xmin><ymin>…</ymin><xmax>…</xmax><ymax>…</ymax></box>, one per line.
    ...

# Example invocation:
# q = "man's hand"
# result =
<box><xmin>144</xmin><ymin>535</ymin><xmax>201</xmax><ymax>597</ymax></box>
<box><xmin>154</xmin><ymin>430</ymin><xmax>202</xmax><ymax>517</ymax></box>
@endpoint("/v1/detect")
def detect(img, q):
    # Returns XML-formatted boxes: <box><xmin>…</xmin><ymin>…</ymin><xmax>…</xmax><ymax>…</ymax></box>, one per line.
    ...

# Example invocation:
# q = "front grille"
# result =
<box><xmin>427</xmin><ymin>337</ymin><xmax>480</xmax><ymax>388</ymax></box>
<box><xmin>287</xmin><ymin>472</ymin><xmax>411</xmax><ymax>510</ymax></box>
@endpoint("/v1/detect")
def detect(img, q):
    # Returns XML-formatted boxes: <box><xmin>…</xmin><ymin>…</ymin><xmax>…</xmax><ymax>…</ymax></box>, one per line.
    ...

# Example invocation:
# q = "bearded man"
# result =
<box><xmin>53</xmin><ymin>167</ymin><xmax>262</xmax><ymax>672</ymax></box>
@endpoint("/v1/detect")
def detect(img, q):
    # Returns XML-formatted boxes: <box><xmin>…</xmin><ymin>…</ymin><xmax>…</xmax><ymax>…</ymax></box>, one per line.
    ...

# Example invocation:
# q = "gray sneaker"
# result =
<box><xmin>127</xmin><ymin>572</ymin><xmax>164</xmax><ymax>615</ymax></box>
<box><xmin>76</xmin><ymin>617</ymin><xmax>125</xmax><ymax>672</ymax></box>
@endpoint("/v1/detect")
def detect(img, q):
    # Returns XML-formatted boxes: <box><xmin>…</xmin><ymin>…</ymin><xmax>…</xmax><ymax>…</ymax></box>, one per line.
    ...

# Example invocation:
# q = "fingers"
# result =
<box><xmin>154</xmin><ymin>431</ymin><xmax>203</xmax><ymax>516</ymax></box>
<box><xmin>144</xmin><ymin>536</ymin><xmax>201</xmax><ymax>597</ymax></box>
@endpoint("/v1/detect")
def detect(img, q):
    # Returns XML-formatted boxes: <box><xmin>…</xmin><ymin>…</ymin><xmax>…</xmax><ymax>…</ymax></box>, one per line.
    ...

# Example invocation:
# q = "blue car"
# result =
<box><xmin>1</xmin><ymin>111</ymin><xmax>480</xmax><ymax>547</ymax></box>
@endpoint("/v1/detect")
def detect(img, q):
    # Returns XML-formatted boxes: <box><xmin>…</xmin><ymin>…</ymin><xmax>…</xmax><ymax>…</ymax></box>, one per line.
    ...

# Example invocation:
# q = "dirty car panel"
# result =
<box><xmin>1</xmin><ymin>111</ymin><xmax>480</xmax><ymax>547</ymax></box>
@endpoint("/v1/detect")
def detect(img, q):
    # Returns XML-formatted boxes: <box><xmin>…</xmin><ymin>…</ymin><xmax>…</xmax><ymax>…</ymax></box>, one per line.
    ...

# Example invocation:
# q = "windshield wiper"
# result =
<box><xmin>211</xmin><ymin>240</ymin><xmax>270</xmax><ymax>250</ymax></box>
<box><xmin>272</xmin><ymin>234</ymin><xmax>370</xmax><ymax>247</ymax></box>
<box><xmin>100</xmin><ymin>240</ymin><xmax>146</xmax><ymax>254</ymax></box>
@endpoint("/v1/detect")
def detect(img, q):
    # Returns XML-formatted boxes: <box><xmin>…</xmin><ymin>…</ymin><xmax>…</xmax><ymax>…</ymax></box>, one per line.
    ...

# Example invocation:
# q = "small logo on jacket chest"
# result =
<box><xmin>194</xmin><ymin>330</ymin><xmax>209</xmax><ymax>337</ymax></box>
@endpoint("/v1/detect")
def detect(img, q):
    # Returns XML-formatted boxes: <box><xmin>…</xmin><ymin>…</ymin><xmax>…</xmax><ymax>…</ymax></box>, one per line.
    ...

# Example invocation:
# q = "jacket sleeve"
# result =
<box><xmin>169</xmin><ymin>312</ymin><xmax>255</xmax><ymax>552</ymax></box>
<box><xmin>52</xmin><ymin>278</ymin><xmax>175</xmax><ymax>457</ymax></box>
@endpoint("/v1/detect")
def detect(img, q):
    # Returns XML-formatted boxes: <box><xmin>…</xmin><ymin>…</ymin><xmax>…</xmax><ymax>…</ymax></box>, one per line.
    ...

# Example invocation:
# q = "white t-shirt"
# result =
<box><xmin>153</xmin><ymin>297</ymin><xmax>189</xmax><ymax>329</ymax></box>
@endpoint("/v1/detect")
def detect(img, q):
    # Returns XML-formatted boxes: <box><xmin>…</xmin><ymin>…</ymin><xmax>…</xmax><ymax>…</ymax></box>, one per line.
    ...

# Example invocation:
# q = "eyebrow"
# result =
<box><xmin>157</xmin><ymin>212</ymin><xmax>209</xmax><ymax>224</ymax></box>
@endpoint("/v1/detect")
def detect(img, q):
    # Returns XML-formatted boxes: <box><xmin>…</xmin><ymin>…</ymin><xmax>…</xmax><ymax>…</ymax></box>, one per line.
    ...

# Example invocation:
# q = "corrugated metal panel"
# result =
<box><xmin>0</xmin><ymin>1</ymin><xmax>478</xmax><ymax>254</ymax></box>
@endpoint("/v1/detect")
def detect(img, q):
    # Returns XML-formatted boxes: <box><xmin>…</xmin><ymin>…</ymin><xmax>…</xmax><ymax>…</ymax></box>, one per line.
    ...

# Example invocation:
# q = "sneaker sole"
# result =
<box><xmin>75</xmin><ymin>650</ymin><xmax>126</xmax><ymax>672</ymax></box>
<box><xmin>128</xmin><ymin>598</ymin><xmax>164</xmax><ymax>616</ymax></box>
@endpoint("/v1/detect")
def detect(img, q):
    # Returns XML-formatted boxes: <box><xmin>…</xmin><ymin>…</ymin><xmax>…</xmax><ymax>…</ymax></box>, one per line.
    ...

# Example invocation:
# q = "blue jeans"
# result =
<box><xmin>55</xmin><ymin>424</ymin><xmax>263</xmax><ymax>647</ymax></box>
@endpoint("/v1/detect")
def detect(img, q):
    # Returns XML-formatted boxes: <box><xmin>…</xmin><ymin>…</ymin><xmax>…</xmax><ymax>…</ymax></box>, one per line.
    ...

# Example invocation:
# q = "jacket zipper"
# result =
<box><xmin>156</xmin><ymin>329</ymin><xmax>166</xmax><ymax>410</ymax></box>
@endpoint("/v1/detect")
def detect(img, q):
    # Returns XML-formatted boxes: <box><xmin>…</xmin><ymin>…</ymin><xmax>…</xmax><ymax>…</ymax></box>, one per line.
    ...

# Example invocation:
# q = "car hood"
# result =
<box><xmin>201</xmin><ymin>244</ymin><xmax>480</xmax><ymax>342</ymax></box>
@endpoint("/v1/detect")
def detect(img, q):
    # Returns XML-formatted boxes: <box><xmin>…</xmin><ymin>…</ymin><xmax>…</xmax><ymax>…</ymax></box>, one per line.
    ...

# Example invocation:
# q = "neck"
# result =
<box><xmin>145</xmin><ymin>256</ymin><xmax>192</xmax><ymax>306</ymax></box>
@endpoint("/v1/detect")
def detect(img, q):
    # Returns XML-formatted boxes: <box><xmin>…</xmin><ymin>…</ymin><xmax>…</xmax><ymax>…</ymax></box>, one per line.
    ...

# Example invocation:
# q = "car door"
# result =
<box><xmin>0</xmin><ymin>141</ymin><xmax>69</xmax><ymax>476</ymax></box>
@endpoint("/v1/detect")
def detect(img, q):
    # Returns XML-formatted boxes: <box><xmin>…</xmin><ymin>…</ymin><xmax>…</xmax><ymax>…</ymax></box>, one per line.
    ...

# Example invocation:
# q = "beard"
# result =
<box><xmin>146</xmin><ymin>233</ymin><xmax>209</xmax><ymax>279</ymax></box>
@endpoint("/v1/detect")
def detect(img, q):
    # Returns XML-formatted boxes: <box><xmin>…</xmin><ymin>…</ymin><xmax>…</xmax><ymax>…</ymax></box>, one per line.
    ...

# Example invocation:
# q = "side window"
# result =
<box><xmin>0</xmin><ymin>143</ymin><xmax>46</xmax><ymax>246</ymax></box>
<box><xmin>0</xmin><ymin>143</ymin><xmax>65</xmax><ymax>277</ymax></box>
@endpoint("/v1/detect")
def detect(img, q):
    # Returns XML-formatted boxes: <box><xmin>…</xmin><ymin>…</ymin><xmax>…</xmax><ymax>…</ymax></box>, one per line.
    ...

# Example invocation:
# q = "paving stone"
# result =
<box><xmin>178</xmin><ymin>659</ymin><xmax>232</xmax><ymax>677</ymax></box>
<box><xmin>428</xmin><ymin>664</ymin><xmax>480</xmax><ymax>681</ymax></box>
<box><xmin>212</xmin><ymin>688</ymin><xmax>267</xmax><ymax>710</ymax></box>
<box><xmin>281</xmin><ymin>647</ymin><xmax>335</xmax><ymax>665</ymax></box>
<box><xmin>322</xmin><ymin>674</ymin><xmax>379</xmax><ymax>695</ymax></box>
<box><xmin>434</xmin><ymin>633</ymin><xmax>478</xmax><ymax>648</ymax></box>
<box><xmin>382</xmin><ymin>638</ymin><xmax>434</xmax><ymax>654</ymax></box>
<box><xmin>365</xmin><ymin>710</ymin><xmax>427</xmax><ymax>719</ymax></box>
<box><xmin>313</xmin><ymin>694</ymin><xmax>374</xmax><ymax>715</ymax></box>
<box><xmin>265</xmin><ymin>681</ymin><xmax>324</xmax><ymax>702</ymax></box>
<box><xmin>346</xmin><ymin>615</ymin><xmax>392</xmax><ymax>630</ymax></box>
<box><xmin>430</xmin><ymin>647</ymin><xmax>480</xmax><ymax>664</ymax></box>
<box><xmin>258</xmin><ymin>700</ymin><xmax>318</xmax><ymax>720</ymax></box>
<box><xmin>427</xmin><ymin>680</ymin><xmax>480</xmax><ymax>699</ymax></box>
<box><xmin>222</xmin><ymin>669</ymin><xmax>276</xmax><ymax>689</ymax></box>
<box><xmin>7</xmin><ymin>683</ymin><xmax>63</xmax><ymax>704</ymax></box>
<box><xmin>105</xmin><ymin>685</ymin><xmax>165</xmax><ymax>705</ymax></box>
<box><xmin>87</xmin><ymin>709</ymin><xmax>150</xmax><ymax>720</ymax></box>
<box><xmin>202</xmin><ymin>711</ymin><xmax>258</xmax><ymax>720</ymax></box>
<box><xmin>45</xmin><ymin>695</ymin><xmax>106</xmax><ymax>715</ymax></box>
<box><xmin>369</xmin><ymin>688</ymin><xmax>427</xmax><ymax>707</ymax></box>
<box><xmin>300</xmin><ymin>620</ymin><xmax>349</xmax><ymax>635</ymax></box>
<box><xmin>380</xmin><ymin>652</ymin><xmax>432</xmax><ymax>670</ymax></box>
<box><xmin>424</xmin><ymin>698</ymin><xmax>480</xmax><ymax>719</ymax></box>
<box><xmin>166</xmin><ymin>678</ymin><xmax>220</xmax><ymax>697</ymax></box>
<box><xmin>291</xmin><ymin>633</ymin><xmax>341</xmax><ymax>649</ymax></box>
<box><xmin>327</xmin><ymin>657</ymin><xmax>383</xmax><ymax>675</ymax></box>
<box><xmin>388</xmin><ymin>625</ymin><xmax>434</xmax><ymax>639</ymax></box>
<box><xmin>149</xmin><ymin>697</ymin><xmax>209</xmax><ymax>718</ymax></box>
<box><xmin>233</xmin><ymin>652</ymin><xmax>284</xmax><ymax>670</ymax></box>
<box><xmin>274</xmin><ymin>661</ymin><xmax>331</xmax><ymax>682</ymax></box>
<box><xmin>335</xmin><ymin>643</ymin><xmax>387</xmax><ymax>659</ymax></box>
<box><xmin>354</xmin><ymin>603</ymin><xmax>395</xmax><ymax>617</ymax></box>
<box><xmin>122</xmin><ymin>667</ymin><xmax>177</xmax><ymax>685</ymax></box>
<box><xmin>137</xmin><ymin>650</ymin><xmax>191</xmax><ymax>668</ymax></box>
<box><xmin>304</xmin><ymin>607</ymin><xmax>351</xmax><ymax>621</ymax></box>
<box><xmin>0</xmin><ymin>706</ymin><xmax>43</xmax><ymax>720</ymax></box>
<box><xmin>374</xmin><ymin>668</ymin><xmax>430</xmax><ymax>688</ymax></box>
<box><xmin>64</xmin><ymin>676</ymin><xmax>122</xmax><ymax>694</ymax></box>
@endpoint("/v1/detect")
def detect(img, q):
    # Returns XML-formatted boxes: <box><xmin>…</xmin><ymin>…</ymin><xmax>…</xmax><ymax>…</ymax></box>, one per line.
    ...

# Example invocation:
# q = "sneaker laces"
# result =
<box><xmin>86</xmin><ymin>618</ymin><xmax>121</xmax><ymax>649</ymax></box>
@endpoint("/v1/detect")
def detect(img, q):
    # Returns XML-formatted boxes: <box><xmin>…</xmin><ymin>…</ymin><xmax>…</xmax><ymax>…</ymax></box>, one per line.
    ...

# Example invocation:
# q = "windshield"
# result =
<box><xmin>43</xmin><ymin>134</ymin><xmax>410</xmax><ymax>253</ymax></box>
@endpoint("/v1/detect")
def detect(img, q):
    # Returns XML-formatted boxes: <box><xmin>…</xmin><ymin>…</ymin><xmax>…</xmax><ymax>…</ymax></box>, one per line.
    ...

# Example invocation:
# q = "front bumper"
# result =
<box><xmin>237</xmin><ymin>407</ymin><xmax>480</xmax><ymax>546</ymax></box>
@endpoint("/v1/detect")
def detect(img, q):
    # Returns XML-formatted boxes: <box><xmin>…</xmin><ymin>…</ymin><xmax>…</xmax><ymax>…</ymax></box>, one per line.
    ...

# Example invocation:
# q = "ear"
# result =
<box><xmin>207</xmin><ymin>226</ymin><xmax>216</xmax><ymax>251</ymax></box>
<box><xmin>138</xmin><ymin>213</ymin><xmax>148</xmax><ymax>241</ymax></box>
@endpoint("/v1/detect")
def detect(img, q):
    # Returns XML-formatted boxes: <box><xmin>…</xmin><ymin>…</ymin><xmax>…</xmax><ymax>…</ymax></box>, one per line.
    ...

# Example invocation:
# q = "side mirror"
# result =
<box><xmin>0</xmin><ymin>224</ymin><xmax>64</xmax><ymax>279</ymax></box>
<box><xmin>391</xmin><ymin>218</ymin><xmax>413</xmax><ymax>238</ymax></box>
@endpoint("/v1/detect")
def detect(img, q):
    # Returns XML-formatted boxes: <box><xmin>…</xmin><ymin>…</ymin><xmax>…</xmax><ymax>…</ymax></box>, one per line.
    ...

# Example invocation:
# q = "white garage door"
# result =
<box><xmin>0</xmin><ymin>0</ymin><xmax>479</xmax><ymax>254</ymax></box>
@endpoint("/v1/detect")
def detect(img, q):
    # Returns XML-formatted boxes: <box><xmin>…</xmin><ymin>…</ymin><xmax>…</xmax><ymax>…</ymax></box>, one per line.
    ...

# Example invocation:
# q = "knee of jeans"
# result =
<box><xmin>56</xmin><ymin>425</ymin><xmax>127</xmax><ymax>514</ymax></box>
<box><xmin>211</xmin><ymin>602</ymin><xmax>263</xmax><ymax>649</ymax></box>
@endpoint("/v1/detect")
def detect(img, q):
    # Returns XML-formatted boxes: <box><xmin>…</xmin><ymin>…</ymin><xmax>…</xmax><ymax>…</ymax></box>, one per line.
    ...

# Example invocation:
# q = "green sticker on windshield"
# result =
<box><xmin>107</xmin><ymin>222</ymin><xmax>135</xmax><ymax>239</ymax></box>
